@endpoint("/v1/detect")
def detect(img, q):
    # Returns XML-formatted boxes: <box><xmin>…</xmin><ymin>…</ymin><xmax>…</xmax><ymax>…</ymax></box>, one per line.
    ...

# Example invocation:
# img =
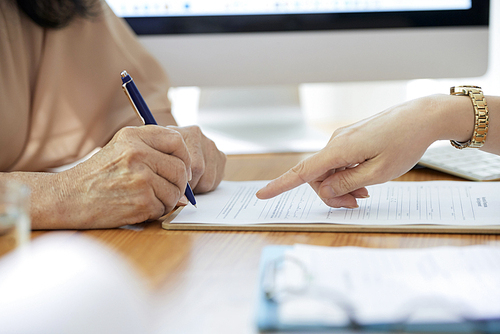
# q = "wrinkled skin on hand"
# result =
<box><xmin>51</xmin><ymin>126</ymin><xmax>193</xmax><ymax>228</ymax></box>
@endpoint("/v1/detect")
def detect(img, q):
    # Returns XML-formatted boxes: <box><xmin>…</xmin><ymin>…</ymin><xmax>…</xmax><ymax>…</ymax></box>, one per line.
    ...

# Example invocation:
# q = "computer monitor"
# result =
<box><xmin>106</xmin><ymin>1</ymin><xmax>490</xmax><ymax>153</ymax></box>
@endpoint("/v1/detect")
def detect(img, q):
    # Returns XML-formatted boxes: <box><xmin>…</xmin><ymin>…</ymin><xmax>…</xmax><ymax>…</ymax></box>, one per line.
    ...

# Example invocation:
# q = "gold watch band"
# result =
<box><xmin>450</xmin><ymin>85</ymin><xmax>489</xmax><ymax>149</ymax></box>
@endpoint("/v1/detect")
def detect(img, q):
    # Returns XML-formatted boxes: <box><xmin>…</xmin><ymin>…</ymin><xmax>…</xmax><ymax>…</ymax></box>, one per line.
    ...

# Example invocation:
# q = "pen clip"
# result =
<box><xmin>122</xmin><ymin>81</ymin><xmax>145</xmax><ymax>125</ymax></box>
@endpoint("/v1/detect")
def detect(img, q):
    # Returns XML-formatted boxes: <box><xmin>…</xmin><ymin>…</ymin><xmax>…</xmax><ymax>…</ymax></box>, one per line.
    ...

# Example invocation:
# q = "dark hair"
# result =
<box><xmin>15</xmin><ymin>0</ymin><xmax>99</xmax><ymax>28</ymax></box>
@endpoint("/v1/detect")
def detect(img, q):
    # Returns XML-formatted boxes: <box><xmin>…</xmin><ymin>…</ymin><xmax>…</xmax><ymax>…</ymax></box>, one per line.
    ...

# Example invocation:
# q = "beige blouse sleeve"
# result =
<box><xmin>1</xmin><ymin>1</ymin><xmax>174</xmax><ymax>172</ymax></box>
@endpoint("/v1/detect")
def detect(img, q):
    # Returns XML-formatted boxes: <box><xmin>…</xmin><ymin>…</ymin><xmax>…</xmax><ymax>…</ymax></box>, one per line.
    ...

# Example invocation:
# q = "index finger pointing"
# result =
<box><xmin>256</xmin><ymin>151</ymin><xmax>347</xmax><ymax>199</ymax></box>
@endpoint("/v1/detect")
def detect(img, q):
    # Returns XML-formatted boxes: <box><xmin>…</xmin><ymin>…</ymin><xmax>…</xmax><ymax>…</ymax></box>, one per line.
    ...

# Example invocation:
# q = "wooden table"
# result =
<box><xmin>31</xmin><ymin>153</ymin><xmax>500</xmax><ymax>333</ymax></box>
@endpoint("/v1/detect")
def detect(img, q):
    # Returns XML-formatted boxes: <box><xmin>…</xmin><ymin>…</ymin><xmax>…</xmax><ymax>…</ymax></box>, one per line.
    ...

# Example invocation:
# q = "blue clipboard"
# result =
<box><xmin>255</xmin><ymin>245</ymin><xmax>500</xmax><ymax>333</ymax></box>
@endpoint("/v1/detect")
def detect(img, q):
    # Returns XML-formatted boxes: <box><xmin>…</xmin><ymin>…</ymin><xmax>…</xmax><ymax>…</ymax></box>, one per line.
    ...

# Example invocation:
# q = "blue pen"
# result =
<box><xmin>121</xmin><ymin>70</ymin><xmax>197</xmax><ymax>207</ymax></box>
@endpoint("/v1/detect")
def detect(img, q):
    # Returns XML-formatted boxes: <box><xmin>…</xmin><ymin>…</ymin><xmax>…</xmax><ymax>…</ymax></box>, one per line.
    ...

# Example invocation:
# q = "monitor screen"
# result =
<box><xmin>109</xmin><ymin>1</ymin><xmax>473</xmax><ymax>18</ymax></box>
<box><xmin>106</xmin><ymin>0</ymin><xmax>489</xmax><ymax>86</ymax></box>
<box><xmin>109</xmin><ymin>1</ymin><xmax>482</xmax><ymax>35</ymax></box>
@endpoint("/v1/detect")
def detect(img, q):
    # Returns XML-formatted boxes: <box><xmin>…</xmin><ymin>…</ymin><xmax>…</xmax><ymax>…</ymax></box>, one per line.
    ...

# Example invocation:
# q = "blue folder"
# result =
<box><xmin>255</xmin><ymin>245</ymin><xmax>500</xmax><ymax>333</ymax></box>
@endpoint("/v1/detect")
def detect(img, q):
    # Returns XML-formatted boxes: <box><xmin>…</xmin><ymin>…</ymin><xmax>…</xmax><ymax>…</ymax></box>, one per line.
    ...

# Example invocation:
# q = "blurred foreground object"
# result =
<box><xmin>0</xmin><ymin>234</ymin><xmax>150</xmax><ymax>334</ymax></box>
<box><xmin>0</xmin><ymin>180</ymin><xmax>30</xmax><ymax>258</ymax></box>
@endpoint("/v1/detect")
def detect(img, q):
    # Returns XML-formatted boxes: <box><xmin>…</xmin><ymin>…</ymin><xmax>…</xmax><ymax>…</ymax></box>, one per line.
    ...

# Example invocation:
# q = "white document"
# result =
<box><xmin>273</xmin><ymin>244</ymin><xmax>500</xmax><ymax>326</ymax></box>
<box><xmin>172</xmin><ymin>180</ymin><xmax>500</xmax><ymax>226</ymax></box>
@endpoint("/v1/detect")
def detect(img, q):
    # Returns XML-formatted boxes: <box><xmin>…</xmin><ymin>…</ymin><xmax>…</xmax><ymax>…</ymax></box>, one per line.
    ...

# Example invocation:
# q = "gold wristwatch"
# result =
<box><xmin>450</xmin><ymin>85</ymin><xmax>489</xmax><ymax>149</ymax></box>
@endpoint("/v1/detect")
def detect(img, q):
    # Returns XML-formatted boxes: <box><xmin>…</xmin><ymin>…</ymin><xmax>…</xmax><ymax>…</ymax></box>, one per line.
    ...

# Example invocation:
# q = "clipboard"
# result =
<box><xmin>162</xmin><ymin>207</ymin><xmax>500</xmax><ymax>234</ymax></box>
<box><xmin>162</xmin><ymin>180</ymin><xmax>500</xmax><ymax>234</ymax></box>
<box><xmin>255</xmin><ymin>245</ymin><xmax>500</xmax><ymax>333</ymax></box>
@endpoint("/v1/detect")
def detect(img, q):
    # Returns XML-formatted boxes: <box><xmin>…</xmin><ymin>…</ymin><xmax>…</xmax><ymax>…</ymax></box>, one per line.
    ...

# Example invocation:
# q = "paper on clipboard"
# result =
<box><xmin>169</xmin><ymin>180</ymin><xmax>500</xmax><ymax>227</ymax></box>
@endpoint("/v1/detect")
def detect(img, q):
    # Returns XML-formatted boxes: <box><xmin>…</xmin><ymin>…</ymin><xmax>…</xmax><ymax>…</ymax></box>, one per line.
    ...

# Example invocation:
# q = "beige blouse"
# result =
<box><xmin>0</xmin><ymin>1</ymin><xmax>173</xmax><ymax>172</ymax></box>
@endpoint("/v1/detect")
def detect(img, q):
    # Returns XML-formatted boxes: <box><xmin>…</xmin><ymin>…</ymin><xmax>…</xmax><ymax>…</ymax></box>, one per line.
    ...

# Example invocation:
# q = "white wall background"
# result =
<box><xmin>170</xmin><ymin>1</ymin><xmax>499</xmax><ymax>131</ymax></box>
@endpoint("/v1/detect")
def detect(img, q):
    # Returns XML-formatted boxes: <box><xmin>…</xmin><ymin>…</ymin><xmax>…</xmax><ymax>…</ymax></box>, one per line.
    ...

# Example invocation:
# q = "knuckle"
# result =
<box><xmin>191</xmin><ymin>156</ymin><xmax>205</xmax><ymax>177</ymax></box>
<box><xmin>182</xmin><ymin>124</ymin><xmax>202</xmax><ymax>135</ymax></box>
<box><xmin>166</xmin><ymin>187</ymin><xmax>182</xmax><ymax>207</ymax></box>
<box><xmin>323</xmin><ymin>197</ymin><xmax>343</xmax><ymax>208</ymax></box>
<box><xmin>170</xmin><ymin>127</ymin><xmax>184</xmax><ymax>137</ymax></box>
<box><xmin>161</xmin><ymin>125</ymin><xmax>181</xmax><ymax>137</ymax></box>
<box><xmin>166</xmin><ymin>128</ymin><xmax>184</xmax><ymax>143</ymax></box>
<box><xmin>290</xmin><ymin>162</ymin><xmax>308</xmax><ymax>184</ymax></box>
<box><xmin>331</xmin><ymin>127</ymin><xmax>345</xmax><ymax>136</ymax></box>
<box><xmin>330</xmin><ymin>126</ymin><xmax>350</xmax><ymax>141</ymax></box>
<box><xmin>189</xmin><ymin>125</ymin><xmax>203</xmax><ymax>136</ymax></box>
<box><xmin>204</xmin><ymin>136</ymin><xmax>216</xmax><ymax>149</ymax></box>
<box><xmin>155</xmin><ymin>187</ymin><xmax>181</xmax><ymax>215</ymax></box>
<box><xmin>170</xmin><ymin>159</ymin><xmax>189</xmax><ymax>186</ymax></box>
<box><xmin>335</xmin><ymin>173</ymin><xmax>357</xmax><ymax>195</ymax></box>
<box><xmin>121</xmin><ymin>145</ymin><xmax>146</xmax><ymax>163</ymax></box>
<box><xmin>114</xmin><ymin>126</ymin><xmax>138</xmax><ymax>141</ymax></box>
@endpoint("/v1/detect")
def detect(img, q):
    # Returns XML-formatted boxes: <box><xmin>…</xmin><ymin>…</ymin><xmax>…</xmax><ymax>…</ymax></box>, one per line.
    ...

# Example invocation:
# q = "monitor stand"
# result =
<box><xmin>196</xmin><ymin>86</ymin><xmax>330</xmax><ymax>155</ymax></box>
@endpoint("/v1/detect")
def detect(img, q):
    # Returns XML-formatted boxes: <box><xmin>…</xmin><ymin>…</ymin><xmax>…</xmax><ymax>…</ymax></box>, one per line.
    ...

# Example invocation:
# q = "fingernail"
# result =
<box><xmin>319</xmin><ymin>186</ymin><xmax>336</xmax><ymax>198</ymax></box>
<box><xmin>358</xmin><ymin>195</ymin><xmax>370</xmax><ymax>199</ymax></box>
<box><xmin>188</xmin><ymin>169</ymin><xmax>192</xmax><ymax>181</ymax></box>
<box><xmin>178</xmin><ymin>196</ymin><xmax>189</xmax><ymax>206</ymax></box>
<box><xmin>256</xmin><ymin>189</ymin><xmax>267</xmax><ymax>199</ymax></box>
<box><xmin>346</xmin><ymin>204</ymin><xmax>359</xmax><ymax>209</ymax></box>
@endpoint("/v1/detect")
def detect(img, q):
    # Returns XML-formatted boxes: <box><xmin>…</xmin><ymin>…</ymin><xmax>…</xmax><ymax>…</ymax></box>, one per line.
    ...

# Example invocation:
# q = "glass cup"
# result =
<box><xmin>0</xmin><ymin>180</ymin><xmax>31</xmax><ymax>258</ymax></box>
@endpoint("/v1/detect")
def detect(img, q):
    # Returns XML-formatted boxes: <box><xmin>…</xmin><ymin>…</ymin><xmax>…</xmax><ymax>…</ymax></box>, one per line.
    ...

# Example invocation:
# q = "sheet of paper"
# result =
<box><xmin>274</xmin><ymin>244</ymin><xmax>500</xmax><ymax>326</ymax></box>
<box><xmin>172</xmin><ymin>180</ymin><xmax>500</xmax><ymax>226</ymax></box>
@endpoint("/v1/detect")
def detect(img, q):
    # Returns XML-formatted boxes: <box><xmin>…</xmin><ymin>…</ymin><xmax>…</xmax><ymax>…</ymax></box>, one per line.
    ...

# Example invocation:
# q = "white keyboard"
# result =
<box><xmin>419</xmin><ymin>142</ymin><xmax>500</xmax><ymax>181</ymax></box>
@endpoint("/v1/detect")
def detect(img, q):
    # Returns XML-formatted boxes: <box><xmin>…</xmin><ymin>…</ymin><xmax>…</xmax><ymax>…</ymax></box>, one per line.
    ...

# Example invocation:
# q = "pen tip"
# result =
<box><xmin>193</xmin><ymin>204</ymin><xmax>197</xmax><ymax>208</ymax></box>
